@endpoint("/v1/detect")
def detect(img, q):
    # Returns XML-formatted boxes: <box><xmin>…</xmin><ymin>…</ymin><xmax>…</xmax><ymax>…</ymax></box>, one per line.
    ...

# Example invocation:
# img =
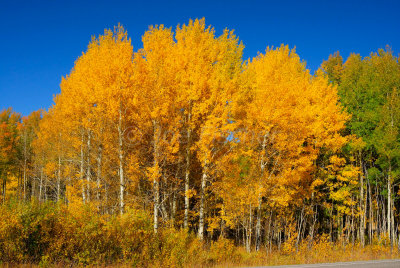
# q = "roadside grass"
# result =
<box><xmin>216</xmin><ymin>240</ymin><xmax>400</xmax><ymax>267</ymax></box>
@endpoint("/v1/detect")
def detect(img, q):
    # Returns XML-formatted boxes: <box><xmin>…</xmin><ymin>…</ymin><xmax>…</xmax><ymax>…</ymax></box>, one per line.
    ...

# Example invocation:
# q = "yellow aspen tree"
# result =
<box><xmin>34</xmin><ymin>107</ymin><xmax>69</xmax><ymax>202</ymax></box>
<box><xmin>19</xmin><ymin>110</ymin><xmax>41</xmax><ymax>200</ymax></box>
<box><xmin>133</xmin><ymin>24</ymin><xmax>178</xmax><ymax>232</ymax></box>
<box><xmin>174</xmin><ymin>19</ymin><xmax>216</xmax><ymax>229</ymax></box>
<box><xmin>57</xmin><ymin>25</ymin><xmax>135</xmax><ymax>212</ymax></box>
<box><xmin>172</xmin><ymin>18</ymin><xmax>244</xmax><ymax>231</ymax></box>
<box><xmin>195</xmin><ymin>28</ymin><xmax>243</xmax><ymax>239</ymax></box>
<box><xmin>225</xmin><ymin>45</ymin><xmax>348</xmax><ymax>251</ymax></box>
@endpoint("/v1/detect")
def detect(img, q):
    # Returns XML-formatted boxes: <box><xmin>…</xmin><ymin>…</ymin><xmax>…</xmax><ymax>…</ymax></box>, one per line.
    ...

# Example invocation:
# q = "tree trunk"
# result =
<box><xmin>388</xmin><ymin>164</ymin><xmax>392</xmax><ymax>246</ymax></box>
<box><xmin>198</xmin><ymin>162</ymin><xmax>207</xmax><ymax>239</ymax></box>
<box><xmin>296</xmin><ymin>205</ymin><xmax>305</xmax><ymax>251</ymax></box>
<box><xmin>184</xmin><ymin>107</ymin><xmax>192</xmax><ymax>230</ymax></box>
<box><xmin>309</xmin><ymin>205</ymin><xmax>317</xmax><ymax>248</ymax></box>
<box><xmin>81</xmin><ymin>134</ymin><xmax>86</xmax><ymax>203</ymax></box>
<box><xmin>57</xmin><ymin>155</ymin><xmax>61</xmax><ymax>202</ymax></box>
<box><xmin>44</xmin><ymin>178</ymin><xmax>47</xmax><ymax>202</ymax></box>
<box><xmin>170</xmin><ymin>169</ymin><xmax>179</xmax><ymax>226</ymax></box>
<box><xmin>23</xmin><ymin>132</ymin><xmax>27</xmax><ymax>201</ymax></box>
<box><xmin>31</xmin><ymin>176</ymin><xmax>35</xmax><ymax>201</ymax></box>
<box><xmin>255</xmin><ymin>199</ymin><xmax>262</xmax><ymax>251</ymax></box>
<box><xmin>97</xmin><ymin>144</ymin><xmax>103</xmax><ymax>209</ymax></box>
<box><xmin>245</xmin><ymin>204</ymin><xmax>253</xmax><ymax>253</ymax></box>
<box><xmin>161</xmin><ymin>192</ymin><xmax>169</xmax><ymax>221</ymax></box>
<box><xmin>359</xmin><ymin>151</ymin><xmax>365</xmax><ymax>247</ymax></box>
<box><xmin>118</xmin><ymin>106</ymin><xmax>125</xmax><ymax>215</ymax></box>
<box><xmin>105</xmin><ymin>182</ymin><xmax>108</xmax><ymax>214</ymax></box>
<box><xmin>153</xmin><ymin>179</ymin><xmax>160</xmax><ymax>232</ymax></box>
<box><xmin>351</xmin><ymin>203</ymin><xmax>354</xmax><ymax>244</ymax></box>
<box><xmin>86</xmin><ymin>131</ymin><xmax>91</xmax><ymax>202</ymax></box>
<box><xmin>256</xmin><ymin>134</ymin><xmax>268</xmax><ymax>251</ymax></box>
<box><xmin>172</xmin><ymin>189</ymin><xmax>177</xmax><ymax>226</ymax></box>
<box><xmin>391</xmin><ymin>187</ymin><xmax>395</xmax><ymax>247</ymax></box>
<box><xmin>330</xmin><ymin>201</ymin><xmax>333</xmax><ymax>241</ymax></box>
<box><xmin>2</xmin><ymin>178</ymin><xmax>6</xmax><ymax>204</ymax></box>
<box><xmin>267</xmin><ymin>211</ymin><xmax>273</xmax><ymax>253</ymax></box>
<box><xmin>368</xmin><ymin>169</ymin><xmax>373</xmax><ymax>243</ymax></box>
<box><xmin>39</xmin><ymin>168</ymin><xmax>43</xmax><ymax>202</ymax></box>
<box><xmin>152</xmin><ymin>120</ymin><xmax>160</xmax><ymax>233</ymax></box>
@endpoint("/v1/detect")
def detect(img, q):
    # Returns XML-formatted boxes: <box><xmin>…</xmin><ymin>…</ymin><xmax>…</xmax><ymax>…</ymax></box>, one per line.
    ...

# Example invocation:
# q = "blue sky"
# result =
<box><xmin>1</xmin><ymin>0</ymin><xmax>399</xmax><ymax>116</ymax></box>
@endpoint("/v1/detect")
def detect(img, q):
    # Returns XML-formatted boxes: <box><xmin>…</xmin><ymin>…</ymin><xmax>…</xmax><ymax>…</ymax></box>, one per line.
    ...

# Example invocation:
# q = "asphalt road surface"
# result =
<box><xmin>252</xmin><ymin>259</ymin><xmax>400</xmax><ymax>268</ymax></box>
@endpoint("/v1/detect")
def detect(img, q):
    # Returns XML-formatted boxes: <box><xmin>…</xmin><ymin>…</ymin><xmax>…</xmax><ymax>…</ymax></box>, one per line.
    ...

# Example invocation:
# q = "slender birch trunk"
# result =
<box><xmin>44</xmin><ymin>177</ymin><xmax>47</xmax><ymax>202</ymax></box>
<box><xmin>118</xmin><ymin>105</ymin><xmax>125</xmax><ymax>215</ymax></box>
<box><xmin>57</xmin><ymin>155</ymin><xmax>61</xmax><ymax>202</ymax></box>
<box><xmin>23</xmin><ymin>131</ymin><xmax>27</xmax><ymax>201</ymax></box>
<box><xmin>388</xmin><ymin>163</ymin><xmax>392</xmax><ymax>246</ymax></box>
<box><xmin>359</xmin><ymin>151</ymin><xmax>365</xmax><ymax>247</ymax></box>
<box><xmin>198</xmin><ymin>161</ymin><xmax>207</xmax><ymax>239</ymax></box>
<box><xmin>31</xmin><ymin>177</ymin><xmax>35</xmax><ymax>201</ymax></box>
<box><xmin>161</xmin><ymin>193</ymin><xmax>168</xmax><ymax>221</ymax></box>
<box><xmin>309</xmin><ymin>205</ymin><xmax>317</xmax><ymax>248</ymax></box>
<box><xmin>296</xmin><ymin>205</ymin><xmax>305</xmax><ymax>251</ymax></box>
<box><xmin>184</xmin><ymin>105</ymin><xmax>192</xmax><ymax>229</ymax></box>
<box><xmin>391</xmin><ymin>187</ymin><xmax>395</xmax><ymax>246</ymax></box>
<box><xmin>256</xmin><ymin>134</ymin><xmax>268</xmax><ymax>251</ymax></box>
<box><xmin>368</xmin><ymin>169</ymin><xmax>373</xmax><ymax>243</ymax></box>
<box><xmin>153</xmin><ymin>120</ymin><xmax>160</xmax><ymax>233</ymax></box>
<box><xmin>2</xmin><ymin>177</ymin><xmax>6</xmax><ymax>204</ymax></box>
<box><xmin>86</xmin><ymin>130</ymin><xmax>91</xmax><ymax>202</ymax></box>
<box><xmin>172</xmin><ymin>189</ymin><xmax>177</xmax><ymax>226</ymax></box>
<box><xmin>81</xmin><ymin>133</ymin><xmax>86</xmax><ymax>203</ymax></box>
<box><xmin>246</xmin><ymin>204</ymin><xmax>253</xmax><ymax>253</ymax></box>
<box><xmin>97</xmin><ymin>144</ymin><xmax>103</xmax><ymax>205</ymax></box>
<box><xmin>39</xmin><ymin>168</ymin><xmax>43</xmax><ymax>202</ymax></box>
<box><xmin>153</xmin><ymin>179</ymin><xmax>160</xmax><ymax>232</ymax></box>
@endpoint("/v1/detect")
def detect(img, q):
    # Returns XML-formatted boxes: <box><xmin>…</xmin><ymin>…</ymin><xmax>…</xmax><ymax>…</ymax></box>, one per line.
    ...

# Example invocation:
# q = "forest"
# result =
<box><xmin>1</xmin><ymin>19</ymin><xmax>400</xmax><ymax>266</ymax></box>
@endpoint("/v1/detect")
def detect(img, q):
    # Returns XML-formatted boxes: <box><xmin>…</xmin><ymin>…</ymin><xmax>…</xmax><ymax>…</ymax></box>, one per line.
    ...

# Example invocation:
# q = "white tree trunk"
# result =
<box><xmin>97</xmin><ymin>144</ymin><xmax>102</xmax><ymax>204</ymax></box>
<box><xmin>184</xmin><ymin>109</ymin><xmax>192</xmax><ymax>229</ymax></box>
<box><xmin>118</xmin><ymin>107</ymin><xmax>125</xmax><ymax>215</ymax></box>
<box><xmin>198</xmin><ymin>163</ymin><xmax>207</xmax><ymax>239</ymax></box>
<box><xmin>23</xmin><ymin>131</ymin><xmax>27</xmax><ymax>201</ymax></box>
<box><xmin>256</xmin><ymin>133</ymin><xmax>267</xmax><ymax>251</ymax></box>
<box><xmin>153</xmin><ymin>120</ymin><xmax>160</xmax><ymax>233</ymax></box>
<box><xmin>39</xmin><ymin>168</ymin><xmax>43</xmax><ymax>202</ymax></box>
<box><xmin>86</xmin><ymin>131</ymin><xmax>91</xmax><ymax>202</ymax></box>
<box><xmin>81</xmin><ymin>134</ymin><xmax>86</xmax><ymax>204</ymax></box>
<box><xmin>388</xmin><ymin>166</ymin><xmax>392</xmax><ymax>246</ymax></box>
<box><xmin>359</xmin><ymin>151</ymin><xmax>365</xmax><ymax>247</ymax></box>
<box><xmin>57</xmin><ymin>155</ymin><xmax>61</xmax><ymax>202</ymax></box>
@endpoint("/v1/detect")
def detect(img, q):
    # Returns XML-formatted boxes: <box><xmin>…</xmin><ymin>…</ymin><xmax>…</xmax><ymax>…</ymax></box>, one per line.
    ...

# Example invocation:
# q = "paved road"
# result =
<box><xmin>253</xmin><ymin>259</ymin><xmax>400</xmax><ymax>268</ymax></box>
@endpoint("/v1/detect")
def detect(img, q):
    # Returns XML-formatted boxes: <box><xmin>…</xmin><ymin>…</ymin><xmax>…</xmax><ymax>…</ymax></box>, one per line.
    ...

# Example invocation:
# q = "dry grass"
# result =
<box><xmin>216</xmin><ymin>240</ymin><xmax>400</xmax><ymax>267</ymax></box>
<box><xmin>1</xmin><ymin>244</ymin><xmax>399</xmax><ymax>268</ymax></box>
<box><xmin>1</xmin><ymin>202</ymin><xmax>399</xmax><ymax>267</ymax></box>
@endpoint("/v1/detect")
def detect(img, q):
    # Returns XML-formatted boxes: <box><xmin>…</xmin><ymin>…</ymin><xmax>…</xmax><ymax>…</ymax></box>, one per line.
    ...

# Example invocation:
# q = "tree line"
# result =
<box><xmin>1</xmin><ymin>19</ymin><xmax>400</xmax><ymax>253</ymax></box>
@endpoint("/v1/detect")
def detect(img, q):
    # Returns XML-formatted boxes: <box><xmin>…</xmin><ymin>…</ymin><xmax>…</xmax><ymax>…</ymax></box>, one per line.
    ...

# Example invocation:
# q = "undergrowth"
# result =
<box><xmin>0</xmin><ymin>201</ymin><xmax>398</xmax><ymax>267</ymax></box>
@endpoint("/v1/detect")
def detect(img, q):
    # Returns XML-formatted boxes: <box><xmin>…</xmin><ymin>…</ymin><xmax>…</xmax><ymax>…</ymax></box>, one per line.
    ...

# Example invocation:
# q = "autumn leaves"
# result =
<box><xmin>17</xmin><ymin>18</ymin><xmax>349</xmax><ymax>249</ymax></box>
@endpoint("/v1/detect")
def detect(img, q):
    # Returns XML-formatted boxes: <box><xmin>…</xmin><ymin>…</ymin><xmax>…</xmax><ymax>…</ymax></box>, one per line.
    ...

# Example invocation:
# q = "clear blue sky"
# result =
<box><xmin>1</xmin><ymin>0</ymin><xmax>399</xmax><ymax>116</ymax></box>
